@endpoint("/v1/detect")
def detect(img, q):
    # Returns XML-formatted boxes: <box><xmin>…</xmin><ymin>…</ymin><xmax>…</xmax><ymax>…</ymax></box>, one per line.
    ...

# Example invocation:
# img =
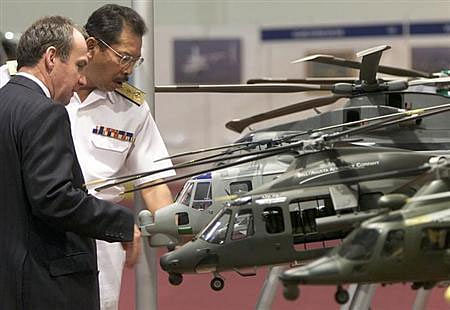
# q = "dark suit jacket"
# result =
<box><xmin>0</xmin><ymin>75</ymin><xmax>135</xmax><ymax>310</ymax></box>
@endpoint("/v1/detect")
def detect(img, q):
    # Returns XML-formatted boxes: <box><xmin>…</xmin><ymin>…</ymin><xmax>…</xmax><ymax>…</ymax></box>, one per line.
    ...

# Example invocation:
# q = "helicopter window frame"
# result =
<box><xmin>289</xmin><ymin>197</ymin><xmax>335</xmax><ymax>235</ymax></box>
<box><xmin>192</xmin><ymin>181</ymin><xmax>213</xmax><ymax>210</ymax></box>
<box><xmin>231</xmin><ymin>209</ymin><xmax>254</xmax><ymax>240</ymax></box>
<box><xmin>199</xmin><ymin>209</ymin><xmax>232</xmax><ymax>245</ymax></box>
<box><xmin>262</xmin><ymin>206</ymin><xmax>285</xmax><ymax>234</ymax></box>
<box><xmin>178</xmin><ymin>181</ymin><xmax>194</xmax><ymax>207</ymax></box>
<box><xmin>176</xmin><ymin>212</ymin><xmax>189</xmax><ymax>226</ymax></box>
<box><xmin>229</xmin><ymin>180</ymin><xmax>253</xmax><ymax>195</ymax></box>
<box><xmin>381</xmin><ymin>229</ymin><xmax>405</xmax><ymax>259</ymax></box>
<box><xmin>338</xmin><ymin>228</ymin><xmax>379</xmax><ymax>261</ymax></box>
<box><xmin>420</xmin><ymin>227</ymin><xmax>450</xmax><ymax>252</ymax></box>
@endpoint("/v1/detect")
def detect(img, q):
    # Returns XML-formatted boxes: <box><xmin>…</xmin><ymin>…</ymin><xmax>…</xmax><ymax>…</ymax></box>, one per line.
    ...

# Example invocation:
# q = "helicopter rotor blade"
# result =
<box><xmin>246</xmin><ymin>77</ymin><xmax>359</xmax><ymax>85</ymax></box>
<box><xmin>225</xmin><ymin>95</ymin><xmax>346</xmax><ymax>133</ymax></box>
<box><xmin>154</xmin><ymin>139</ymin><xmax>275</xmax><ymax>162</ymax></box>
<box><xmin>94</xmin><ymin>141</ymin><xmax>304</xmax><ymax>192</ymax></box>
<box><xmin>325</xmin><ymin>102</ymin><xmax>450</xmax><ymax>142</ymax></box>
<box><xmin>91</xmin><ymin>102</ymin><xmax>450</xmax><ymax>191</ymax></box>
<box><xmin>118</xmin><ymin>148</ymin><xmax>301</xmax><ymax>195</ymax></box>
<box><xmin>155</xmin><ymin>83</ymin><xmax>332</xmax><ymax>93</ymax></box>
<box><xmin>408</xmin><ymin>76</ymin><xmax>450</xmax><ymax>86</ymax></box>
<box><xmin>293</xmin><ymin>54</ymin><xmax>432</xmax><ymax>79</ymax></box>
<box><xmin>357</xmin><ymin>45</ymin><xmax>390</xmax><ymax>84</ymax></box>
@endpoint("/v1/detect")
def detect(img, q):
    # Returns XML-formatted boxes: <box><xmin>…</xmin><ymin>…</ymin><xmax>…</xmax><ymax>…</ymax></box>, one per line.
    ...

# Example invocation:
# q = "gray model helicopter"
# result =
<box><xmin>141</xmin><ymin>141</ymin><xmax>294</xmax><ymax>247</ymax></box>
<box><xmin>279</xmin><ymin>157</ymin><xmax>450</xmax><ymax>305</ymax></box>
<box><xmin>157</xmin><ymin>45</ymin><xmax>449</xmax><ymax>151</ymax></box>
<box><xmin>158</xmin><ymin>144</ymin><xmax>449</xmax><ymax>291</ymax></box>
<box><xmin>128</xmin><ymin>100</ymin><xmax>450</xmax><ymax>248</ymax></box>
<box><xmin>137</xmin><ymin>105</ymin><xmax>435</xmax><ymax>247</ymax></box>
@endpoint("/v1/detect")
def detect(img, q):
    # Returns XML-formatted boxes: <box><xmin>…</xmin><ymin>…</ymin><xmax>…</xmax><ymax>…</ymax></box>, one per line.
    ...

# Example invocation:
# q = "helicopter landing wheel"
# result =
<box><xmin>283</xmin><ymin>284</ymin><xmax>300</xmax><ymax>301</ymax></box>
<box><xmin>210</xmin><ymin>277</ymin><xmax>225</xmax><ymax>291</ymax></box>
<box><xmin>335</xmin><ymin>286</ymin><xmax>349</xmax><ymax>305</ymax></box>
<box><xmin>168</xmin><ymin>273</ymin><xmax>183</xmax><ymax>286</ymax></box>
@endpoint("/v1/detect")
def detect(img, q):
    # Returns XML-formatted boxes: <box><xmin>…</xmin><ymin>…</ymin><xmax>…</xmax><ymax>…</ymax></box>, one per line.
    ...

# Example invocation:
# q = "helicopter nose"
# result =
<box><xmin>280</xmin><ymin>267</ymin><xmax>311</xmax><ymax>284</ymax></box>
<box><xmin>160</xmin><ymin>253</ymin><xmax>180</xmax><ymax>272</ymax></box>
<box><xmin>281</xmin><ymin>257</ymin><xmax>340</xmax><ymax>285</ymax></box>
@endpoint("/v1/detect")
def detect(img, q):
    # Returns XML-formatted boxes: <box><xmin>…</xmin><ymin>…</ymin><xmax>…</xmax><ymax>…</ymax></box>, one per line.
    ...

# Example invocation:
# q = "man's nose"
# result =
<box><xmin>78</xmin><ymin>75</ymin><xmax>87</xmax><ymax>88</ymax></box>
<box><xmin>122</xmin><ymin>64</ymin><xmax>134</xmax><ymax>76</ymax></box>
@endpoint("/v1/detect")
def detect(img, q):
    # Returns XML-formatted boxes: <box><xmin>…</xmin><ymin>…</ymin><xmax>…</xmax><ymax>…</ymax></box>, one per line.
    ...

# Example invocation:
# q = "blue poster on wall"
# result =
<box><xmin>174</xmin><ymin>39</ymin><xmax>241</xmax><ymax>84</ymax></box>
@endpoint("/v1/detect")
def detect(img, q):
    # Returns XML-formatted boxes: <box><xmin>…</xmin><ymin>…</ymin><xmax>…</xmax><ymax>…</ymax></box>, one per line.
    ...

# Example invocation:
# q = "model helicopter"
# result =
<box><xmin>156</xmin><ymin>45</ymin><xmax>450</xmax><ymax>151</ymax></box>
<box><xmin>130</xmin><ymin>101</ymin><xmax>450</xmax><ymax>248</ymax></box>
<box><xmin>126</xmin><ymin>102</ymin><xmax>450</xmax><ymax>290</ymax></box>
<box><xmin>158</xmin><ymin>145</ymin><xmax>448</xmax><ymax>291</ymax></box>
<box><xmin>137</xmin><ymin>105</ymin><xmax>432</xmax><ymax>247</ymax></box>
<box><xmin>141</xmin><ymin>140</ymin><xmax>295</xmax><ymax>247</ymax></box>
<box><xmin>279</xmin><ymin>157</ymin><xmax>450</xmax><ymax>305</ymax></box>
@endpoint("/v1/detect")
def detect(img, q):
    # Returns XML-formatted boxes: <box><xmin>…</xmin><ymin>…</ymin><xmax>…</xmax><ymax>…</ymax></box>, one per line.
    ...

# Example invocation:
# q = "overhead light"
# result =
<box><xmin>4</xmin><ymin>32</ymin><xmax>14</xmax><ymax>40</ymax></box>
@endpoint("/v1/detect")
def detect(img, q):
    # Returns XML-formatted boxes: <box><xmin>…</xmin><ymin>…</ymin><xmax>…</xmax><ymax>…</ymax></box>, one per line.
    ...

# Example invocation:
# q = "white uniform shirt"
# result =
<box><xmin>66</xmin><ymin>90</ymin><xmax>175</xmax><ymax>196</ymax></box>
<box><xmin>0</xmin><ymin>64</ymin><xmax>10</xmax><ymax>88</ymax></box>
<box><xmin>66</xmin><ymin>90</ymin><xmax>175</xmax><ymax>310</ymax></box>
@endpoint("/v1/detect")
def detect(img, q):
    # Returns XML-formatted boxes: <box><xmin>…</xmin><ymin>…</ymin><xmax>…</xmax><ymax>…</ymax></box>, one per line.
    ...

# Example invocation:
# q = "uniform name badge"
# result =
<box><xmin>92</xmin><ymin>126</ymin><xmax>136</xmax><ymax>143</ymax></box>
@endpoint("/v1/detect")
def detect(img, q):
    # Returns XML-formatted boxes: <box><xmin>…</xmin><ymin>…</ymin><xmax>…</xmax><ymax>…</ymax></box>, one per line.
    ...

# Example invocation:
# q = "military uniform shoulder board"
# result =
<box><xmin>114</xmin><ymin>82</ymin><xmax>146</xmax><ymax>106</ymax></box>
<box><xmin>6</xmin><ymin>60</ymin><xmax>17</xmax><ymax>76</ymax></box>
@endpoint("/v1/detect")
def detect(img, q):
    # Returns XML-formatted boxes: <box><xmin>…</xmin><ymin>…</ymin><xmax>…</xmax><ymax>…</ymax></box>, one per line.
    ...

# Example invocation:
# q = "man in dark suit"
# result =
<box><xmin>0</xmin><ymin>16</ymin><xmax>138</xmax><ymax>309</ymax></box>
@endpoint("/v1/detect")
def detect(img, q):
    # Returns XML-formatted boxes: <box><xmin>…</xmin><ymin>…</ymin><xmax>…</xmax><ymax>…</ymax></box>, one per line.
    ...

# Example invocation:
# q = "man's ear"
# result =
<box><xmin>86</xmin><ymin>37</ymin><xmax>98</xmax><ymax>60</ymax></box>
<box><xmin>44</xmin><ymin>46</ymin><xmax>57</xmax><ymax>72</ymax></box>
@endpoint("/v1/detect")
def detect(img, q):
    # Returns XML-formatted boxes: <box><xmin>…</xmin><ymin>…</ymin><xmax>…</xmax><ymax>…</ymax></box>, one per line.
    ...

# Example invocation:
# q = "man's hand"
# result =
<box><xmin>122</xmin><ymin>224</ymin><xmax>141</xmax><ymax>267</ymax></box>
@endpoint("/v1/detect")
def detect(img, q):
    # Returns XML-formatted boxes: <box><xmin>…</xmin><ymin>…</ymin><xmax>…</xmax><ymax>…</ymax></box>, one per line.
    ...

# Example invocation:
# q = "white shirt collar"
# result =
<box><xmin>73</xmin><ymin>89</ymin><xmax>108</xmax><ymax>108</ymax></box>
<box><xmin>16</xmin><ymin>72</ymin><xmax>51</xmax><ymax>98</ymax></box>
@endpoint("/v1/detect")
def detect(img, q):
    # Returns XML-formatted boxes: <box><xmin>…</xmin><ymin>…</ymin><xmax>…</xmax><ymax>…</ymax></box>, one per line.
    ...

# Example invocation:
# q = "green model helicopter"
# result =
<box><xmin>279</xmin><ymin>157</ymin><xmax>450</xmax><ymax>305</ymax></box>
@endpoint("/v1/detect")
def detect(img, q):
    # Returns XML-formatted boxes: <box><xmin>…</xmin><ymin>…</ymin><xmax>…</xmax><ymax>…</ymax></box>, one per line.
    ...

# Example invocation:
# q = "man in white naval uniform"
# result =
<box><xmin>68</xmin><ymin>5</ymin><xmax>175</xmax><ymax>310</ymax></box>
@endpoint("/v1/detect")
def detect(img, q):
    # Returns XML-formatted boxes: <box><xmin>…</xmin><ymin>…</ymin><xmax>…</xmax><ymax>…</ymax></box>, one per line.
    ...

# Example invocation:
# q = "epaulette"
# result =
<box><xmin>114</xmin><ymin>82</ymin><xmax>146</xmax><ymax>106</ymax></box>
<box><xmin>6</xmin><ymin>60</ymin><xmax>17</xmax><ymax>76</ymax></box>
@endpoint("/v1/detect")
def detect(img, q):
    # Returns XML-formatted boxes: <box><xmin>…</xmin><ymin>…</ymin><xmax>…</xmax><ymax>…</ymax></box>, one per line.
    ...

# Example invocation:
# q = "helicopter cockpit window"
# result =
<box><xmin>231</xmin><ymin>209</ymin><xmax>254</xmax><ymax>240</ymax></box>
<box><xmin>262</xmin><ymin>207</ymin><xmax>285</xmax><ymax>234</ymax></box>
<box><xmin>338</xmin><ymin>228</ymin><xmax>379</xmax><ymax>261</ymax></box>
<box><xmin>178</xmin><ymin>182</ymin><xmax>194</xmax><ymax>206</ymax></box>
<box><xmin>200</xmin><ymin>210</ymin><xmax>231</xmax><ymax>244</ymax></box>
<box><xmin>420</xmin><ymin>227</ymin><xmax>450</xmax><ymax>251</ymax></box>
<box><xmin>192</xmin><ymin>181</ymin><xmax>213</xmax><ymax>210</ymax></box>
<box><xmin>381</xmin><ymin>229</ymin><xmax>404</xmax><ymax>259</ymax></box>
<box><xmin>230</xmin><ymin>181</ymin><xmax>253</xmax><ymax>195</ymax></box>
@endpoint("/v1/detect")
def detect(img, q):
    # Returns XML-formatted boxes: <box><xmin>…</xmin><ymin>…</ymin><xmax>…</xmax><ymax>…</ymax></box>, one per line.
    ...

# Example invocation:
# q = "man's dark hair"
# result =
<box><xmin>85</xmin><ymin>4</ymin><xmax>147</xmax><ymax>46</ymax></box>
<box><xmin>16</xmin><ymin>16</ymin><xmax>82</xmax><ymax>69</ymax></box>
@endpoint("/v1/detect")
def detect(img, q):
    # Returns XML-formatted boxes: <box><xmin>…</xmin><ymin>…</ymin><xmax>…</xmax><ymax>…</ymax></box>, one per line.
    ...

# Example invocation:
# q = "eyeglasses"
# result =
<box><xmin>97</xmin><ymin>38</ymin><xmax>144</xmax><ymax>69</ymax></box>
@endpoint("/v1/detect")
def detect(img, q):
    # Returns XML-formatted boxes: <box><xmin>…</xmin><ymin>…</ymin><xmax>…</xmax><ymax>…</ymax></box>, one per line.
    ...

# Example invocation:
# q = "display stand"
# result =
<box><xmin>412</xmin><ymin>288</ymin><xmax>431</xmax><ymax>310</ymax></box>
<box><xmin>256</xmin><ymin>266</ymin><xmax>286</xmax><ymax>310</ymax></box>
<box><xmin>341</xmin><ymin>284</ymin><xmax>377</xmax><ymax>310</ymax></box>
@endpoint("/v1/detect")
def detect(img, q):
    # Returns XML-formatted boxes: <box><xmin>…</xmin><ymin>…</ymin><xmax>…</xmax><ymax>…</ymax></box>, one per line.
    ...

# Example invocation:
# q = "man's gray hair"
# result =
<box><xmin>17</xmin><ymin>16</ymin><xmax>85</xmax><ymax>69</ymax></box>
